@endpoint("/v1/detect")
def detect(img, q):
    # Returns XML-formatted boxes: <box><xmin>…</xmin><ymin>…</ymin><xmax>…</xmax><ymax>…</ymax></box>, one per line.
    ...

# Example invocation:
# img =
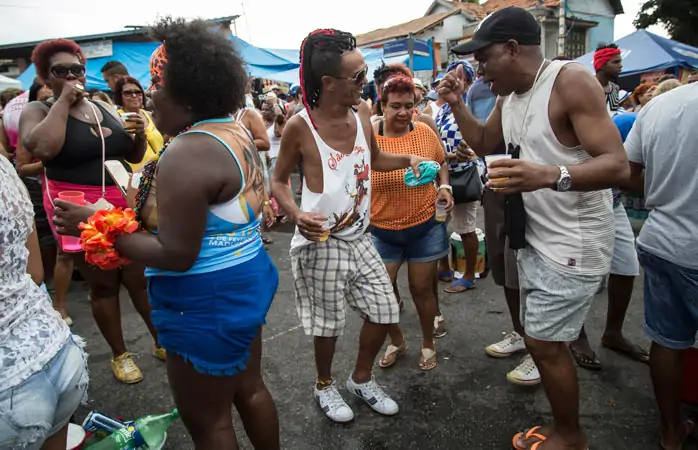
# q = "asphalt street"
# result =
<box><xmin>66</xmin><ymin>203</ymin><xmax>698</xmax><ymax>450</ymax></box>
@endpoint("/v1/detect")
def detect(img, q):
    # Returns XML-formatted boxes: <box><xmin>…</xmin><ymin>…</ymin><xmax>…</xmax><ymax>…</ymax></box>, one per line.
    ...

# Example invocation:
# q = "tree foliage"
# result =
<box><xmin>634</xmin><ymin>0</ymin><xmax>698</xmax><ymax>47</ymax></box>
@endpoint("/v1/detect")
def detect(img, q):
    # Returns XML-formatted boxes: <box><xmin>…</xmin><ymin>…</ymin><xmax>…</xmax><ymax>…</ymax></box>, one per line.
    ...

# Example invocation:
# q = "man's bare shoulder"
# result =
<box><xmin>556</xmin><ymin>62</ymin><xmax>605</xmax><ymax>98</ymax></box>
<box><xmin>283</xmin><ymin>113</ymin><xmax>315</xmax><ymax>153</ymax></box>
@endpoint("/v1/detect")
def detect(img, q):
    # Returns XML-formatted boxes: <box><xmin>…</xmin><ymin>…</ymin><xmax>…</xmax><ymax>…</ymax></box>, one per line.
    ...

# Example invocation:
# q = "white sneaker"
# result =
<box><xmin>314</xmin><ymin>381</ymin><xmax>354</xmax><ymax>423</ymax></box>
<box><xmin>485</xmin><ymin>331</ymin><xmax>526</xmax><ymax>358</ymax></box>
<box><xmin>506</xmin><ymin>354</ymin><xmax>541</xmax><ymax>386</ymax></box>
<box><xmin>346</xmin><ymin>375</ymin><xmax>399</xmax><ymax>416</ymax></box>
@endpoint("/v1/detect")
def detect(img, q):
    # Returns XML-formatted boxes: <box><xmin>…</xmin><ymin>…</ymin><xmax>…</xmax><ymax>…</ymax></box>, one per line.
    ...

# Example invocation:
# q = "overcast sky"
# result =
<box><xmin>0</xmin><ymin>0</ymin><xmax>667</xmax><ymax>50</ymax></box>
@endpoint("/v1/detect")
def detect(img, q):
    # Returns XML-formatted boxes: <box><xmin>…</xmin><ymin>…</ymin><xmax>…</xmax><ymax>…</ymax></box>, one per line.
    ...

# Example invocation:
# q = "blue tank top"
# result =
<box><xmin>145</xmin><ymin>117</ymin><xmax>265</xmax><ymax>277</ymax></box>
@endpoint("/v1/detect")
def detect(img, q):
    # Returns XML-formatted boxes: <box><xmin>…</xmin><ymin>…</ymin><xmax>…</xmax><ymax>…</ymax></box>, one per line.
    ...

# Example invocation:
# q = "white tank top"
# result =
<box><xmin>501</xmin><ymin>61</ymin><xmax>613</xmax><ymax>276</ymax></box>
<box><xmin>290</xmin><ymin>108</ymin><xmax>372</xmax><ymax>252</ymax></box>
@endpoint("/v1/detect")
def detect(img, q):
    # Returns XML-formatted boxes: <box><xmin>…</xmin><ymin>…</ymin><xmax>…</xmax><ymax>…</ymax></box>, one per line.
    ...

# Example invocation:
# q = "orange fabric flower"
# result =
<box><xmin>79</xmin><ymin>208</ymin><xmax>139</xmax><ymax>270</ymax></box>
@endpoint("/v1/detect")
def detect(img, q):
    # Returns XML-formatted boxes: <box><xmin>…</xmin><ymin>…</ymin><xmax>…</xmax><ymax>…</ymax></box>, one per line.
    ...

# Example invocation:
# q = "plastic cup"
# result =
<box><xmin>58</xmin><ymin>191</ymin><xmax>85</xmax><ymax>252</ymax></box>
<box><xmin>318</xmin><ymin>219</ymin><xmax>331</xmax><ymax>242</ymax></box>
<box><xmin>485</xmin><ymin>154</ymin><xmax>513</xmax><ymax>191</ymax></box>
<box><xmin>435</xmin><ymin>199</ymin><xmax>448</xmax><ymax>222</ymax></box>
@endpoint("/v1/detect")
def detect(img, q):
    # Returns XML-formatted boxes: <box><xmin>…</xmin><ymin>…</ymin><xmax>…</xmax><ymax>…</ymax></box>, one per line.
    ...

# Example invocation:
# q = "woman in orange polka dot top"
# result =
<box><xmin>370</xmin><ymin>75</ymin><xmax>454</xmax><ymax>372</ymax></box>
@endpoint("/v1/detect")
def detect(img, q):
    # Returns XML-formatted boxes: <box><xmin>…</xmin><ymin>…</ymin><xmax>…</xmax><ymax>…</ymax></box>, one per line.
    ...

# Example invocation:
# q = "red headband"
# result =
<box><xmin>148</xmin><ymin>43</ymin><xmax>167</xmax><ymax>91</ymax></box>
<box><xmin>594</xmin><ymin>48</ymin><xmax>620</xmax><ymax>72</ymax></box>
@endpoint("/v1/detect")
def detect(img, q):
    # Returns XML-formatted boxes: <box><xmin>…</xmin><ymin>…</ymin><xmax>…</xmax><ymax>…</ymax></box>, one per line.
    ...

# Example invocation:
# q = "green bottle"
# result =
<box><xmin>85</xmin><ymin>409</ymin><xmax>179</xmax><ymax>450</ymax></box>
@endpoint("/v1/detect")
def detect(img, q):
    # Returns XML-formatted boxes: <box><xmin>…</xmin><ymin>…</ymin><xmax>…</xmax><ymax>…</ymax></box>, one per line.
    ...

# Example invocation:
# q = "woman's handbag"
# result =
<box><xmin>450</xmin><ymin>161</ymin><xmax>483</xmax><ymax>204</ymax></box>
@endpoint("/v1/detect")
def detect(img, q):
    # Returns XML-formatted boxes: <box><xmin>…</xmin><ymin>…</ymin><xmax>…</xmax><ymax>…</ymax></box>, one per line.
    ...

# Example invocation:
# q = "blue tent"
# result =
<box><xmin>576</xmin><ymin>30</ymin><xmax>698</xmax><ymax>77</ymax></box>
<box><xmin>18</xmin><ymin>35</ymin><xmax>300</xmax><ymax>90</ymax></box>
<box><xmin>268</xmin><ymin>42</ymin><xmax>435</xmax><ymax>86</ymax></box>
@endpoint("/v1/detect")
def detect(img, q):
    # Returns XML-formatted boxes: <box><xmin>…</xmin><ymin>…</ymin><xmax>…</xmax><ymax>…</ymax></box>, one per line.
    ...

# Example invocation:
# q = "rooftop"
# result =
<box><xmin>356</xmin><ymin>10</ymin><xmax>459</xmax><ymax>47</ymax></box>
<box><xmin>0</xmin><ymin>16</ymin><xmax>240</xmax><ymax>58</ymax></box>
<box><xmin>481</xmin><ymin>0</ymin><xmax>623</xmax><ymax>14</ymax></box>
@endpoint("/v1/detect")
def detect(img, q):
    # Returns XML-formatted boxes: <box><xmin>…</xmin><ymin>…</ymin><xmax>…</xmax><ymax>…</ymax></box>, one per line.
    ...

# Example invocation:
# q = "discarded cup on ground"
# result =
<box><xmin>57</xmin><ymin>191</ymin><xmax>85</xmax><ymax>252</ymax></box>
<box><xmin>435</xmin><ymin>199</ymin><xmax>449</xmax><ymax>222</ymax></box>
<box><xmin>485</xmin><ymin>154</ymin><xmax>512</xmax><ymax>191</ymax></box>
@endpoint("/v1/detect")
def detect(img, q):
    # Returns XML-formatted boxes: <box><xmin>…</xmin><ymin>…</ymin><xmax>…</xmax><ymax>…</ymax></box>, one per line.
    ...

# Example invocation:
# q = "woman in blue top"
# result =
<box><xmin>54</xmin><ymin>18</ymin><xmax>279</xmax><ymax>450</ymax></box>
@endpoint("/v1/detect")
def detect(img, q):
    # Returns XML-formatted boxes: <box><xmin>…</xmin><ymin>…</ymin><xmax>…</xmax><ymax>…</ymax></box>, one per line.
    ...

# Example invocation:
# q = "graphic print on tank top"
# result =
<box><xmin>290</xmin><ymin>109</ymin><xmax>371</xmax><ymax>250</ymax></box>
<box><xmin>146</xmin><ymin>118</ymin><xmax>266</xmax><ymax>276</ymax></box>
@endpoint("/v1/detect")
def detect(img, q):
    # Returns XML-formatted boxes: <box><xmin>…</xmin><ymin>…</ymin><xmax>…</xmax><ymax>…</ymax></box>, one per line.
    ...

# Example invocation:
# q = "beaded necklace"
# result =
<box><xmin>134</xmin><ymin>124</ymin><xmax>193</xmax><ymax>223</ymax></box>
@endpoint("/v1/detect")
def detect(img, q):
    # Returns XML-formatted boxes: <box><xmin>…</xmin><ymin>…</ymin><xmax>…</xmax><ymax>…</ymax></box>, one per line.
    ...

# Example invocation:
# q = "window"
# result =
<box><xmin>564</xmin><ymin>26</ymin><xmax>587</xmax><ymax>59</ymax></box>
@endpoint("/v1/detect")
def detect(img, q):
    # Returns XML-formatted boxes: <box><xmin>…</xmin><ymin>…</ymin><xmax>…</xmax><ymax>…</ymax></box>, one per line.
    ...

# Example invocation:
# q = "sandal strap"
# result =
<box><xmin>421</xmin><ymin>348</ymin><xmax>436</xmax><ymax>360</ymax></box>
<box><xmin>525</xmin><ymin>426</ymin><xmax>547</xmax><ymax>442</ymax></box>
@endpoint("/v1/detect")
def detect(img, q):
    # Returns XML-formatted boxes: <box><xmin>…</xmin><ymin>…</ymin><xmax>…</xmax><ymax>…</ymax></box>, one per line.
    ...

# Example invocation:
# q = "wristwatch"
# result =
<box><xmin>263</xmin><ymin>200</ymin><xmax>272</xmax><ymax>206</ymax></box>
<box><xmin>438</xmin><ymin>184</ymin><xmax>453</xmax><ymax>194</ymax></box>
<box><xmin>554</xmin><ymin>166</ymin><xmax>572</xmax><ymax>192</ymax></box>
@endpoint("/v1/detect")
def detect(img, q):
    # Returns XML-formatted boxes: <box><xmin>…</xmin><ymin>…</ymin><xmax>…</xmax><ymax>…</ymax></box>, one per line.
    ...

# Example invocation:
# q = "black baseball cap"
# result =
<box><xmin>452</xmin><ymin>7</ymin><xmax>541</xmax><ymax>55</ymax></box>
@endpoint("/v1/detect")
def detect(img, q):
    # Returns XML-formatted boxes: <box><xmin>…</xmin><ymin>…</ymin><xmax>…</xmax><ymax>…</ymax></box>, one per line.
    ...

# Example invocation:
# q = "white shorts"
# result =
<box><xmin>611</xmin><ymin>204</ymin><xmax>640</xmax><ymax>277</ymax></box>
<box><xmin>450</xmin><ymin>201</ymin><xmax>478</xmax><ymax>234</ymax></box>
<box><xmin>518</xmin><ymin>246</ymin><xmax>603</xmax><ymax>342</ymax></box>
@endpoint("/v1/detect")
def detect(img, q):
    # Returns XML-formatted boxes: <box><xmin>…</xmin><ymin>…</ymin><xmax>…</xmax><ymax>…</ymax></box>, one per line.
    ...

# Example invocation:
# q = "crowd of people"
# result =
<box><xmin>0</xmin><ymin>6</ymin><xmax>697</xmax><ymax>450</ymax></box>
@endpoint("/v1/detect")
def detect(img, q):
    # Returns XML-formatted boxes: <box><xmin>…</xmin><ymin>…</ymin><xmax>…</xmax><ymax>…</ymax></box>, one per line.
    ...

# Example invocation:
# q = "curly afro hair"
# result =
<box><xmin>31</xmin><ymin>38</ymin><xmax>84</xmax><ymax>82</ymax></box>
<box><xmin>150</xmin><ymin>17</ymin><xmax>247</xmax><ymax>121</ymax></box>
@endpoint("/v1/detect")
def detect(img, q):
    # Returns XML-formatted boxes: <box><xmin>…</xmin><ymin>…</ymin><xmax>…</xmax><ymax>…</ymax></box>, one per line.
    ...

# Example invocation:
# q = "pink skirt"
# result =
<box><xmin>43</xmin><ymin>178</ymin><xmax>127</xmax><ymax>250</ymax></box>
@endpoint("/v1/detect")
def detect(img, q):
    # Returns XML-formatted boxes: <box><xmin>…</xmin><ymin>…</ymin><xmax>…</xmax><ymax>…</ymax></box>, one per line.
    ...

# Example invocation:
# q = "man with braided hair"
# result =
<box><xmin>271</xmin><ymin>29</ymin><xmax>428</xmax><ymax>423</ymax></box>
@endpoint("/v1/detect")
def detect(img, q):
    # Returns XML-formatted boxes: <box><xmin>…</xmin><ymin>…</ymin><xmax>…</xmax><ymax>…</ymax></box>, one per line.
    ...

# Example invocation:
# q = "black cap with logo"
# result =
<box><xmin>452</xmin><ymin>6</ymin><xmax>541</xmax><ymax>55</ymax></box>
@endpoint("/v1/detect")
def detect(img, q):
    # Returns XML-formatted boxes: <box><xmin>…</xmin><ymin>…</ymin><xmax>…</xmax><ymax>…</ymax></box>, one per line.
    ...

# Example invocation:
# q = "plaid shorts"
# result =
<box><xmin>291</xmin><ymin>234</ymin><xmax>399</xmax><ymax>337</ymax></box>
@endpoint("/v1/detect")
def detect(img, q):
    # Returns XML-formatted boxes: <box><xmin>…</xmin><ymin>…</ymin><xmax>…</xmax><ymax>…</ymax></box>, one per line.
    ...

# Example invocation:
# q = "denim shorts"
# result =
<box><xmin>638</xmin><ymin>245</ymin><xmax>698</xmax><ymax>350</ymax></box>
<box><xmin>371</xmin><ymin>218</ymin><xmax>449</xmax><ymax>264</ymax></box>
<box><xmin>148</xmin><ymin>250</ymin><xmax>279</xmax><ymax>376</ymax></box>
<box><xmin>0</xmin><ymin>337</ymin><xmax>88</xmax><ymax>449</ymax></box>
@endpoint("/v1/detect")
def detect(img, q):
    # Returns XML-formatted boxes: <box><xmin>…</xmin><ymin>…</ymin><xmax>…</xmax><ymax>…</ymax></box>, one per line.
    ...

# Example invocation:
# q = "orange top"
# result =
<box><xmin>371</xmin><ymin>121</ymin><xmax>445</xmax><ymax>230</ymax></box>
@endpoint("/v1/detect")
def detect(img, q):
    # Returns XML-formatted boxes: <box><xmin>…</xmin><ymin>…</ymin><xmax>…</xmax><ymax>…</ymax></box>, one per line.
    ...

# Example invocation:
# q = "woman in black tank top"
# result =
<box><xmin>20</xmin><ymin>39</ymin><xmax>162</xmax><ymax>385</ymax></box>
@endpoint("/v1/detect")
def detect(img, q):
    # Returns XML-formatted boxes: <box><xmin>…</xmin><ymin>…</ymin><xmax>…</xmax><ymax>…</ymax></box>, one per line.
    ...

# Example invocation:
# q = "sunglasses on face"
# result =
<box><xmin>122</xmin><ymin>89</ymin><xmax>143</xmax><ymax>97</ymax></box>
<box><xmin>335</xmin><ymin>65</ymin><xmax>368</xmax><ymax>85</ymax></box>
<box><xmin>50</xmin><ymin>64</ymin><xmax>86</xmax><ymax>78</ymax></box>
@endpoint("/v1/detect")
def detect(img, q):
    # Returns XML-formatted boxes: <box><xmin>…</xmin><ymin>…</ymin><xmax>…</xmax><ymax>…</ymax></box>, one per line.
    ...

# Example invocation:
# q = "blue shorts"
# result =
<box><xmin>148</xmin><ymin>250</ymin><xmax>279</xmax><ymax>376</ymax></box>
<box><xmin>638</xmin><ymin>245</ymin><xmax>698</xmax><ymax>350</ymax></box>
<box><xmin>0</xmin><ymin>337</ymin><xmax>88</xmax><ymax>449</ymax></box>
<box><xmin>371</xmin><ymin>218</ymin><xmax>449</xmax><ymax>264</ymax></box>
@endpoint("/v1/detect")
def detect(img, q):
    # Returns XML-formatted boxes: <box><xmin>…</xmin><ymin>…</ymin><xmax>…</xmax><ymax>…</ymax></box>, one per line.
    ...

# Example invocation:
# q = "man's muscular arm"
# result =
<box><xmin>487</xmin><ymin>64</ymin><xmax>629</xmax><ymax>193</ymax></box>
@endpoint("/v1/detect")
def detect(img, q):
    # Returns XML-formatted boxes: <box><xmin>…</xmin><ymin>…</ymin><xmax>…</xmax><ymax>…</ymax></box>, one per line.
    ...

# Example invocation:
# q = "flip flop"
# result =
<box><xmin>569</xmin><ymin>344</ymin><xmax>602</xmax><ymax>371</ymax></box>
<box><xmin>659</xmin><ymin>419</ymin><xmax>695</xmax><ymax>450</ymax></box>
<box><xmin>379</xmin><ymin>342</ymin><xmax>408</xmax><ymax>368</ymax></box>
<box><xmin>419</xmin><ymin>348</ymin><xmax>437</xmax><ymax>371</ymax></box>
<box><xmin>512</xmin><ymin>426</ymin><xmax>547</xmax><ymax>450</ymax></box>
<box><xmin>603</xmin><ymin>343</ymin><xmax>650</xmax><ymax>364</ymax></box>
<box><xmin>438</xmin><ymin>271</ymin><xmax>453</xmax><ymax>282</ymax></box>
<box><xmin>433</xmin><ymin>316</ymin><xmax>447</xmax><ymax>339</ymax></box>
<box><xmin>443</xmin><ymin>278</ymin><xmax>476</xmax><ymax>294</ymax></box>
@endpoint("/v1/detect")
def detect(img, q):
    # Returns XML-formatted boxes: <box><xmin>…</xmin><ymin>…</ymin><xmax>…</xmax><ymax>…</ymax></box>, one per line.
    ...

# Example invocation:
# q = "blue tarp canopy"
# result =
<box><xmin>18</xmin><ymin>35</ymin><xmax>435</xmax><ymax>89</ymax></box>
<box><xmin>18</xmin><ymin>35</ymin><xmax>300</xmax><ymax>90</ymax></box>
<box><xmin>576</xmin><ymin>30</ymin><xmax>698</xmax><ymax>77</ymax></box>
<box><xmin>269</xmin><ymin>42</ymin><xmax>435</xmax><ymax>86</ymax></box>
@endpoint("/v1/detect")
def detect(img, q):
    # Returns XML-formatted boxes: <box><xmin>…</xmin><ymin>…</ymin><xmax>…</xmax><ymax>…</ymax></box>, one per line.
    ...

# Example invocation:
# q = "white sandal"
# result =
<box><xmin>420</xmin><ymin>348</ymin><xmax>437</xmax><ymax>371</ymax></box>
<box><xmin>379</xmin><ymin>343</ymin><xmax>408</xmax><ymax>368</ymax></box>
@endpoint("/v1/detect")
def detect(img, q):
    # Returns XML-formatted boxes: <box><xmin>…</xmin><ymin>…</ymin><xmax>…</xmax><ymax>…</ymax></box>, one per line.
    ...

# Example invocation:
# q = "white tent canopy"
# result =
<box><xmin>0</xmin><ymin>74</ymin><xmax>22</xmax><ymax>91</ymax></box>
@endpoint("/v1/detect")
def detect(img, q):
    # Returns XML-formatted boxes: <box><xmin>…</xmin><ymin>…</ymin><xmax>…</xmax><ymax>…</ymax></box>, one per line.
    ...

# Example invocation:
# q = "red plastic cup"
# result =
<box><xmin>57</xmin><ymin>191</ymin><xmax>85</xmax><ymax>253</ymax></box>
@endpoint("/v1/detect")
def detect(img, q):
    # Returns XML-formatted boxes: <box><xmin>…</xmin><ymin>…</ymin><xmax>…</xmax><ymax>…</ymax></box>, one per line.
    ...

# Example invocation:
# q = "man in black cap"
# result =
<box><xmin>440</xmin><ymin>6</ymin><xmax>629</xmax><ymax>450</ymax></box>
